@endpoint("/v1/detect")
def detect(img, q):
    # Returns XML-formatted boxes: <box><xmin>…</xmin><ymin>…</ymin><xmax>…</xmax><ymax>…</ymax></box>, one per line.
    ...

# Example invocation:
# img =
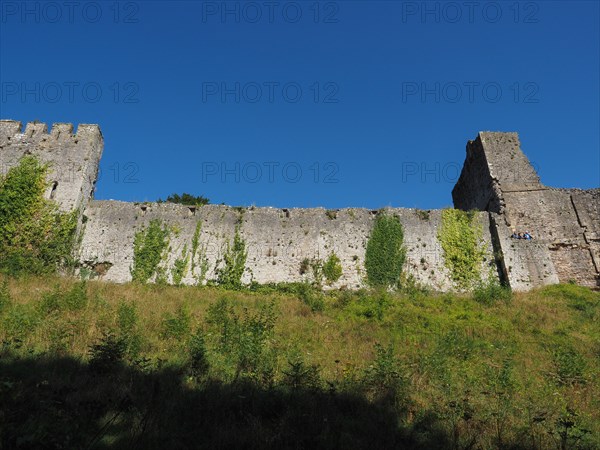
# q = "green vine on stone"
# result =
<box><xmin>0</xmin><ymin>156</ymin><xmax>77</xmax><ymax>275</ymax></box>
<box><xmin>438</xmin><ymin>209</ymin><xmax>486</xmax><ymax>290</ymax></box>
<box><xmin>190</xmin><ymin>221</ymin><xmax>209</xmax><ymax>284</ymax></box>
<box><xmin>171</xmin><ymin>244</ymin><xmax>189</xmax><ymax>286</ymax></box>
<box><xmin>131</xmin><ymin>219</ymin><xmax>170</xmax><ymax>283</ymax></box>
<box><xmin>322</xmin><ymin>252</ymin><xmax>342</xmax><ymax>285</ymax></box>
<box><xmin>216</xmin><ymin>226</ymin><xmax>247</xmax><ymax>289</ymax></box>
<box><xmin>365</xmin><ymin>213</ymin><xmax>406</xmax><ymax>288</ymax></box>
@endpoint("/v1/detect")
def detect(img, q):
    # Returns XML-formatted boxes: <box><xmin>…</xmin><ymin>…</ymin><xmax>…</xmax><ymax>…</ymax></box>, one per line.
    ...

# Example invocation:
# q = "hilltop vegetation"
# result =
<box><xmin>1</xmin><ymin>276</ymin><xmax>598</xmax><ymax>449</ymax></box>
<box><xmin>157</xmin><ymin>192</ymin><xmax>210</xmax><ymax>206</ymax></box>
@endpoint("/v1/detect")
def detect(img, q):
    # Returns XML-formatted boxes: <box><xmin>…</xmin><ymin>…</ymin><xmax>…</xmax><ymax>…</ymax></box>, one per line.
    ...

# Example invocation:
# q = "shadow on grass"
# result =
<box><xmin>0</xmin><ymin>351</ymin><xmax>453</xmax><ymax>449</ymax></box>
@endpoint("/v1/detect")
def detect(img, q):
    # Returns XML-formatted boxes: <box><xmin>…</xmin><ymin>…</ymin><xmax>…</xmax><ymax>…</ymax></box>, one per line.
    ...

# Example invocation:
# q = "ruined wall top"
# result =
<box><xmin>452</xmin><ymin>131</ymin><xmax>543</xmax><ymax>213</ymax></box>
<box><xmin>0</xmin><ymin>120</ymin><xmax>103</xmax><ymax>145</ymax></box>
<box><xmin>477</xmin><ymin>132</ymin><xmax>541</xmax><ymax>191</ymax></box>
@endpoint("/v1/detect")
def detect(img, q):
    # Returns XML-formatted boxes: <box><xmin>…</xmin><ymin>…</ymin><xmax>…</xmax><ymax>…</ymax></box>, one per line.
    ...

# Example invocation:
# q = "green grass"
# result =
<box><xmin>1</xmin><ymin>275</ymin><xmax>599</xmax><ymax>449</ymax></box>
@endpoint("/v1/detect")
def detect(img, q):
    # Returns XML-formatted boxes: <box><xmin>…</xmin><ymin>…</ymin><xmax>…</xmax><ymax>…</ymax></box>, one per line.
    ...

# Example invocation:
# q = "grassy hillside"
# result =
<box><xmin>0</xmin><ymin>276</ymin><xmax>599</xmax><ymax>449</ymax></box>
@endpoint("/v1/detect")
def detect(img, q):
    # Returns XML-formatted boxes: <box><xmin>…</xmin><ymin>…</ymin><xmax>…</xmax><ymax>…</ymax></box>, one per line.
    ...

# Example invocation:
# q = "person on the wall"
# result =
<box><xmin>511</xmin><ymin>231</ymin><xmax>533</xmax><ymax>240</ymax></box>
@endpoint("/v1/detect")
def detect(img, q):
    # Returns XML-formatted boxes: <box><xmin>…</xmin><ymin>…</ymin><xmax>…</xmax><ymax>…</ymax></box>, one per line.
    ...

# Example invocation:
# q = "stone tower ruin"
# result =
<box><xmin>453</xmin><ymin>132</ymin><xmax>599</xmax><ymax>290</ymax></box>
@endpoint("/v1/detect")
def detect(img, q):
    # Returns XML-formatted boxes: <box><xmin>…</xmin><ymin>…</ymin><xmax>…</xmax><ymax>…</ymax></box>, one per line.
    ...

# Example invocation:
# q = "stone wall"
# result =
<box><xmin>571</xmin><ymin>189</ymin><xmax>600</xmax><ymax>279</ymax></box>
<box><xmin>78</xmin><ymin>201</ymin><xmax>495</xmax><ymax>290</ymax></box>
<box><xmin>1</xmin><ymin>119</ymin><xmax>597</xmax><ymax>291</ymax></box>
<box><xmin>489</xmin><ymin>213</ymin><xmax>559</xmax><ymax>291</ymax></box>
<box><xmin>501</xmin><ymin>189</ymin><xmax>597</xmax><ymax>287</ymax></box>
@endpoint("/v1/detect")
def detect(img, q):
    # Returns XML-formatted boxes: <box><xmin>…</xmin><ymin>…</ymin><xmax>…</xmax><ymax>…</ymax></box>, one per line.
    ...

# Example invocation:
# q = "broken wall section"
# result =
<box><xmin>452</xmin><ymin>132</ymin><xmax>541</xmax><ymax>214</ymax></box>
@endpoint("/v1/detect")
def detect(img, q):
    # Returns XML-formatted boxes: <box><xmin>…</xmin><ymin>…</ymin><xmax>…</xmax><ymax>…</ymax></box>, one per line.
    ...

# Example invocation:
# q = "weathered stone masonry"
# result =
<box><xmin>1</xmin><ymin>120</ymin><xmax>598</xmax><ymax>291</ymax></box>
<box><xmin>453</xmin><ymin>132</ymin><xmax>599</xmax><ymax>290</ymax></box>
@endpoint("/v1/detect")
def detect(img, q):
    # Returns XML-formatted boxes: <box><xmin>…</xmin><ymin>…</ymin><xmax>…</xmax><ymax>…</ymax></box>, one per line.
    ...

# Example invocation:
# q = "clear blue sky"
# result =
<box><xmin>1</xmin><ymin>1</ymin><xmax>598</xmax><ymax>209</ymax></box>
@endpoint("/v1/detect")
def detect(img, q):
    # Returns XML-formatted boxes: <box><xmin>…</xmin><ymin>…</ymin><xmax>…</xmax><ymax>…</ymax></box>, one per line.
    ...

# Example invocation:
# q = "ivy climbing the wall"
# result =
<box><xmin>216</xmin><ymin>226</ymin><xmax>247</xmax><ymax>289</ymax></box>
<box><xmin>365</xmin><ymin>213</ymin><xmax>406</xmax><ymax>288</ymax></box>
<box><xmin>190</xmin><ymin>222</ymin><xmax>209</xmax><ymax>284</ymax></box>
<box><xmin>0</xmin><ymin>156</ymin><xmax>77</xmax><ymax>275</ymax></box>
<box><xmin>171</xmin><ymin>244</ymin><xmax>189</xmax><ymax>286</ymax></box>
<box><xmin>322</xmin><ymin>253</ymin><xmax>343</xmax><ymax>285</ymax></box>
<box><xmin>131</xmin><ymin>220</ymin><xmax>170</xmax><ymax>283</ymax></box>
<box><xmin>438</xmin><ymin>209</ymin><xmax>486</xmax><ymax>290</ymax></box>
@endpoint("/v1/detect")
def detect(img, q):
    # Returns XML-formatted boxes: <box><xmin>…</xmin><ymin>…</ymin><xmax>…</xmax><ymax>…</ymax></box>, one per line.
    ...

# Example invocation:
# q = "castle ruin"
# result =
<box><xmin>1</xmin><ymin>119</ymin><xmax>598</xmax><ymax>291</ymax></box>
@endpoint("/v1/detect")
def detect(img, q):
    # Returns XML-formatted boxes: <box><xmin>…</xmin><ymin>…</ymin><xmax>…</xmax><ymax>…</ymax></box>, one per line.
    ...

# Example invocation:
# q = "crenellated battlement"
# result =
<box><xmin>0</xmin><ymin>120</ymin><xmax>103</xmax><ymax>146</ymax></box>
<box><xmin>0</xmin><ymin>119</ymin><xmax>23</xmax><ymax>137</ymax></box>
<box><xmin>0</xmin><ymin>120</ymin><xmax>103</xmax><ymax>215</ymax></box>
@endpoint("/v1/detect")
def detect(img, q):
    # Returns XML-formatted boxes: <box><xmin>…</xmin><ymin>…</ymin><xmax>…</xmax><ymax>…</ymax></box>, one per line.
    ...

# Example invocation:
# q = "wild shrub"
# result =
<box><xmin>550</xmin><ymin>345</ymin><xmax>587</xmax><ymax>386</ymax></box>
<box><xmin>0</xmin><ymin>156</ymin><xmax>77</xmax><ymax>275</ymax></box>
<box><xmin>472</xmin><ymin>278</ymin><xmax>512</xmax><ymax>305</ymax></box>
<box><xmin>38</xmin><ymin>288</ymin><xmax>62</xmax><ymax>314</ymax></box>
<box><xmin>2</xmin><ymin>304</ymin><xmax>39</xmax><ymax>344</ymax></box>
<box><xmin>161</xmin><ymin>305</ymin><xmax>192</xmax><ymax>340</ymax></box>
<box><xmin>158</xmin><ymin>192</ymin><xmax>209</xmax><ymax>206</ymax></box>
<box><xmin>282</xmin><ymin>352</ymin><xmax>322</xmax><ymax>390</ymax></box>
<box><xmin>117</xmin><ymin>301</ymin><xmax>138</xmax><ymax>336</ymax></box>
<box><xmin>547</xmin><ymin>407</ymin><xmax>593</xmax><ymax>450</ymax></box>
<box><xmin>322</xmin><ymin>252</ymin><xmax>342</xmax><ymax>285</ymax></box>
<box><xmin>415</xmin><ymin>209</ymin><xmax>431</xmax><ymax>221</ymax></box>
<box><xmin>38</xmin><ymin>282</ymin><xmax>88</xmax><ymax>313</ymax></box>
<box><xmin>0</xmin><ymin>279</ymin><xmax>11</xmax><ymax>313</ymax></box>
<box><xmin>130</xmin><ymin>219</ymin><xmax>170</xmax><ymax>283</ymax></box>
<box><xmin>480</xmin><ymin>358</ymin><xmax>518</xmax><ymax>445</ymax></box>
<box><xmin>399</xmin><ymin>273</ymin><xmax>430</xmax><ymax>299</ymax></box>
<box><xmin>188</xmin><ymin>328</ymin><xmax>209</xmax><ymax>380</ymax></box>
<box><xmin>48</xmin><ymin>321</ymin><xmax>75</xmax><ymax>355</ymax></box>
<box><xmin>333</xmin><ymin>288</ymin><xmax>355</xmax><ymax>308</ymax></box>
<box><xmin>206</xmin><ymin>298</ymin><xmax>277</xmax><ymax>381</ymax></box>
<box><xmin>365</xmin><ymin>213</ymin><xmax>406</xmax><ymax>288</ymax></box>
<box><xmin>438</xmin><ymin>209</ymin><xmax>486</xmax><ymax>290</ymax></box>
<box><xmin>299</xmin><ymin>258</ymin><xmax>311</xmax><ymax>275</ymax></box>
<box><xmin>63</xmin><ymin>281</ymin><xmax>88</xmax><ymax>310</ymax></box>
<box><xmin>363</xmin><ymin>343</ymin><xmax>407</xmax><ymax>409</ymax></box>
<box><xmin>117</xmin><ymin>301</ymin><xmax>142</xmax><ymax>357</ymax></box>
<box><xmin>348</xmin><ymin>289</ymin><xmax>391</xmax><ymax>320</ymax></box>
<box><xmin>297</xmin><ymin>282</ymin><xmax>325</xmax><ymax>312</ymax></box>
<box><xmin>437</xmin><ymin>328</ymin><xmax>477</xmax><ymax>361</ymax></box>
<box><xmin>310</xmin><ymin>259</ymin><xmax>324</xmax><ymax>286</ymax></box>
<box><xmin>88</xmin><ymin>331</ymin><xmax>127</xmax><ymax>373</ymax></box>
